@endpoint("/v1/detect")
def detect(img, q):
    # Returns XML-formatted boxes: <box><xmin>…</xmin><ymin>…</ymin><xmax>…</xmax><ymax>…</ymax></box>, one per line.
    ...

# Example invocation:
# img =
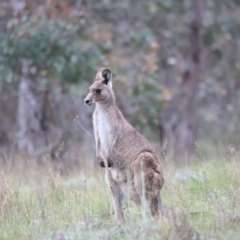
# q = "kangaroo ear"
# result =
<box><xmin>102</xmin><ymin>69</ymin><xmax>112</xmax><ymax>86</ymax></box>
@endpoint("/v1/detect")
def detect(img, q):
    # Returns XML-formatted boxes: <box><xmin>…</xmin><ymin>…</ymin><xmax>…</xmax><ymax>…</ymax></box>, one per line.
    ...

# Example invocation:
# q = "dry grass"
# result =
<box><xmin>0</xmin><ymin>151</ymin><xmax>240</xmax><ymax>240</ymax></box>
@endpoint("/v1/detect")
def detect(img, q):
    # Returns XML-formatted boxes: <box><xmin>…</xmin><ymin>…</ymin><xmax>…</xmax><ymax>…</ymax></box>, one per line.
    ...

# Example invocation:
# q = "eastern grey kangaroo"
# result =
<box><xmin>84</xmin><ymin>68</ymin><xmax>164</xmax><ymax>222</ymax></box>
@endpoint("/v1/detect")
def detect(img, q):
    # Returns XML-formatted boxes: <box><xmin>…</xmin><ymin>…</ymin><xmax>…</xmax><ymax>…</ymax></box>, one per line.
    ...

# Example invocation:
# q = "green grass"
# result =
<box><xmin>0</xmin><ymin>157</ymin><xmax>240</xmax><ymax>240</ymax></box>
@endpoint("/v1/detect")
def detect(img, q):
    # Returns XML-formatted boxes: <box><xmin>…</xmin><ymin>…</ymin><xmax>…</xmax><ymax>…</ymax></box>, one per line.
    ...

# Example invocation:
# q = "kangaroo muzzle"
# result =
<box><xmin>84</xmin><ymin>98</ymin><xmax>92</xmax><ymax>106</ymax></box>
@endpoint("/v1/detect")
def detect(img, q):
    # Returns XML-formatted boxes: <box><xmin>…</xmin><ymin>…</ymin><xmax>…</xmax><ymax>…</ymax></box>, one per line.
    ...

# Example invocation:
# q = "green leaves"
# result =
<box><xmin>131</xmin><ymin>80</ymin><xmax>162</xmax><ymax>131</ymax></box>
<box><xmin>0</xmin><ymin>17</ymin><xmax>100</xmax><ymax>85</ymax></box>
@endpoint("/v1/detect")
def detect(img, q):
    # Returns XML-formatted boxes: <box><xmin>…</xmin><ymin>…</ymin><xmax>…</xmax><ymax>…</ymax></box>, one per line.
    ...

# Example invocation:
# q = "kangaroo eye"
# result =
<box><xmin>96</xmin><ymin>89</ymin><xmax>101</xmax><ymax>94</ymax></box>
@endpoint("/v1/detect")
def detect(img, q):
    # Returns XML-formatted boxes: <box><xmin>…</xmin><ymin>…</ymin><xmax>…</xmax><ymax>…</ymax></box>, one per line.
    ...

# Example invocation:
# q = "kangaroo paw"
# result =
<box><xmin>99</xmin><ymin>160</ymin><xmax>106</xmax><ymax>168</ymax></box>
<box><xmin>108</xmin><ymin>161</ymin><xmax>113</xmax><ymax>168</ymax></box>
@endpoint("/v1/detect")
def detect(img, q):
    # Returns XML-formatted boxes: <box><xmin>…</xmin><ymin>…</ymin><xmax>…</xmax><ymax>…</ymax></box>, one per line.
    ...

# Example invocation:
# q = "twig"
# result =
<box><xmin>74</xmin><ymin>115</ymin><xmax>93</xmax><ymax>138</ymax></box>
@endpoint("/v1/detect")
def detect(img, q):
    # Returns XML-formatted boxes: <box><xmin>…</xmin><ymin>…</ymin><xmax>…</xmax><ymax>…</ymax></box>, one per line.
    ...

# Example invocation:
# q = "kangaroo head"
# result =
<box><xmin>84</xmin><ymin>68</ymin><xmax>114</xmax><ymax>106</ymax></box>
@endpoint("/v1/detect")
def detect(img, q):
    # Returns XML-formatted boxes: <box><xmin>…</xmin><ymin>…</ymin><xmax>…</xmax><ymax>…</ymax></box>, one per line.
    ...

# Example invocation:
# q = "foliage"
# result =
<box><xmin>1</xmin><ymin>0</ymin><xmax>240</xmax><ymax>150</ymax></box>
<box><xmin>0</xmin><ymin>14</ymin><xmax>101</xmax><ymax>86</ymax></box>
<box><xmin>131</xmin><ymin>80</ymin><xmax>162</xmax><ymax>131</ymax></box>
<box><xmin>88</xmin><ymin>0</ymin><xmax>240</xmax><ymax>142</ymax></box>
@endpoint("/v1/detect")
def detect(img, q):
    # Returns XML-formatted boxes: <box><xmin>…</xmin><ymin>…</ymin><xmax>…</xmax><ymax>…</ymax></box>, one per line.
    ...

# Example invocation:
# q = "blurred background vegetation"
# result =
<box><xmin>0</xmin><ymin>0</ymin><xmax>240</xmax><ymax>168</ymax></box>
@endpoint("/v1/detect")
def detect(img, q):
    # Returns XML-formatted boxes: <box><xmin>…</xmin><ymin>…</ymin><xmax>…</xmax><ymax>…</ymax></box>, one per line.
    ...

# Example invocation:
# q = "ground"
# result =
<box><xmin>0</xmin><ymin>155</ymin><xmax>240</xmax><ymax>240</ymax></box>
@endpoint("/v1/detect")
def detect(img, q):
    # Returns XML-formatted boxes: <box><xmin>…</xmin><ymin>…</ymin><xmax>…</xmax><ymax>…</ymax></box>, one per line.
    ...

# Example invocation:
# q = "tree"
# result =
<box><xmin>0</xmin><ymin>1</ymin><xmax>100</xmax><ymax>157</ymax></box>
<box><xmin>172</xmin><ymin>0</ymin><xmax>204</xmax><ymax>157</ymax></box>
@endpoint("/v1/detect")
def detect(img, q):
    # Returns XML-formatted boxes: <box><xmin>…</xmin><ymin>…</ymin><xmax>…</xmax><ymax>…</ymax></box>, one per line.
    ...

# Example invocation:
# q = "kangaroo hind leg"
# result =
<box><xmin>133</xmin><ymin>152</ymin><xmax>163</xmax><ymax>217</ymax></box>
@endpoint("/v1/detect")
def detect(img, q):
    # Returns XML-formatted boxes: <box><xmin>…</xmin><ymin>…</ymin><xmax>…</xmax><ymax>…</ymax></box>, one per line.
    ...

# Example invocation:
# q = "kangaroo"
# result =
<box><xmin>84</xmin><ymin>68</ymin><xmax>164</xmax><ymax>222</ymax></box>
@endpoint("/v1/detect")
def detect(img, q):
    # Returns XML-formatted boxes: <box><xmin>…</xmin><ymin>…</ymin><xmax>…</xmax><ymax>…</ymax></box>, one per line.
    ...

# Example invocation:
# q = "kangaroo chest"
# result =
<box><xmin>95</xmin><ymin>110</ymin><xmax>112</xmax><ymax>157</ymax></box>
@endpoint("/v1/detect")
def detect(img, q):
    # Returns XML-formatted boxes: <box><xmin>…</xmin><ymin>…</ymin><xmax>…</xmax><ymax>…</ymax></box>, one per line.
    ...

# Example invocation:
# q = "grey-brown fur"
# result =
<box><xmin>84</xmin><ymin>68</ymin><xmax>164</xmax><ymax>222</ymax></box>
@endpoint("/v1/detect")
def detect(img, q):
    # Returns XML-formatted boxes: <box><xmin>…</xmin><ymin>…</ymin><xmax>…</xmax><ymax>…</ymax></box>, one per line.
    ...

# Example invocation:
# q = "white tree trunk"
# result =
<box><xmin>18</xmin><ymin>60</ymin><xmax>62</xmax><ymax>157</ymax></box>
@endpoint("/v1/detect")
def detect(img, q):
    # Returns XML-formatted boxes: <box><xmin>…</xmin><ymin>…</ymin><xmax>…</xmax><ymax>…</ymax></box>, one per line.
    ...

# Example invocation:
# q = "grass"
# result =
<box><xmin>0</xmin><ymin>155</ymin><xmax>240</xmax><ymax>240</ymax></box>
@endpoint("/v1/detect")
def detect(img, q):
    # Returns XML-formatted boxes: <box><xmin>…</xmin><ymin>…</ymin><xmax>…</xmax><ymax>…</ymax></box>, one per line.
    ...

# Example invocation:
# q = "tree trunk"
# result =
<box><xmin>163</xmin><ymin>0</ymin><xmax>204</xmax><ymax>159</ymax></box>
<box><xmin>18</xmin><ymin>60</ymin><xmax>62</xmax><ymax>157</ymax></box>
<box><xmin>178</xmin><ymin>0</ymin><xmax>203</xmax><ymax>158</ymax></box>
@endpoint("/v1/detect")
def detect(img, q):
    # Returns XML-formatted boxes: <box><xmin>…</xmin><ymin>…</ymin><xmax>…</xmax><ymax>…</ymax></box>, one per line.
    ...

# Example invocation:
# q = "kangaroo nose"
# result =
<box><xmin>85</xmin><ymin>99</ymin><xmax>90</xmax><ymax>105</ymax></box>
